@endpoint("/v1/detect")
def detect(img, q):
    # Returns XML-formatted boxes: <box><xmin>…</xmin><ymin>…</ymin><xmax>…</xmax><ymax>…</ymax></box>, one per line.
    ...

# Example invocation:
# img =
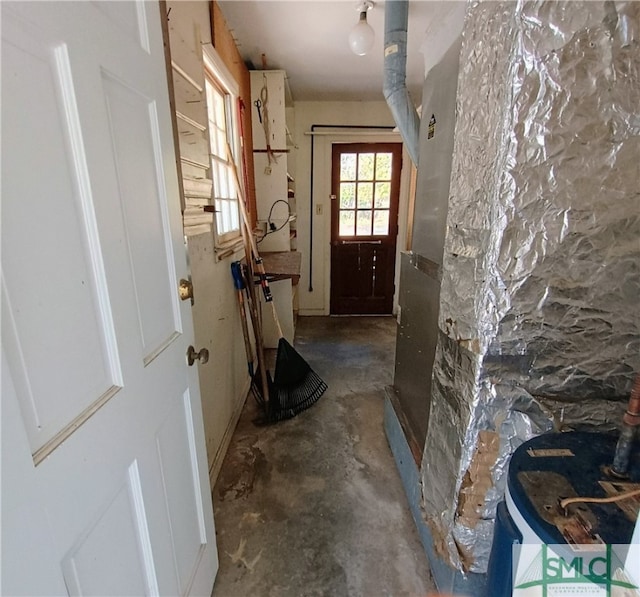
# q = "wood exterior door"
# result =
<box><xmin>330</xmin><ymin>143</ymin><xmax>402</xmax><ymax>315</ymax></box>
<box><xmin>1</xmin><ymin>2</ymin><xmax>217</xmax><ymax>594</ymax></box>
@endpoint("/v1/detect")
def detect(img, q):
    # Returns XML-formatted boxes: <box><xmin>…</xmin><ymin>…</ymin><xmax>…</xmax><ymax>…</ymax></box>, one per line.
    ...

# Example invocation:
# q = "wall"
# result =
<box><xmin>166</xmin><ymin>1</ymin><xmax>252</xmax><ymax>484</ymax></box>
<box><xmin>421</xmin><ymin>0</ymin><xmax>640</xmax><ymax>573</ymax></box>
<box><xmin>292</xmin><ymin>101</ymin><xmax>412</xmax><ymax>315</ymax></box>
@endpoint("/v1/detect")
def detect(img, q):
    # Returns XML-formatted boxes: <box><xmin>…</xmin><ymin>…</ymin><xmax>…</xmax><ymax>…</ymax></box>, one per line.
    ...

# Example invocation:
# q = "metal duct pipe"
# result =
<box><xmin>383</xmin><ymin>0</ymin><xmax>420</xmax><ymax>166</ymax></box>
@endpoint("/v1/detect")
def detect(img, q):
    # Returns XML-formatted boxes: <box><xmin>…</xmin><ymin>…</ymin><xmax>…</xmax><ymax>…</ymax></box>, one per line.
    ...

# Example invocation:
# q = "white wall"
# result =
<box><xmin>187</xmin><ymin>233</ymin><xmax>249</xmax><ymax>480</ymax></box>
<box><xmin>291</xmin><ymin>101</ymin><xmax>412</xmax><ymax>315</ymax></box>
<box><xmin>167</xmin><ymin>1</ymin><xmax>249</xmax><ymax>484</ymax></box>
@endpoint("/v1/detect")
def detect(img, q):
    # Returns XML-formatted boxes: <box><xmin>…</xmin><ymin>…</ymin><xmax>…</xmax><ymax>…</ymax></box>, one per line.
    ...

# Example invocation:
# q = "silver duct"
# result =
<box><xmin>421</xmin><ymin>0</ymin><xmax>640</xmax><ymax>574</ymax></box>
<box><xmin>383</xmin><ymin>0</ymin><xmax>420</xmax><ymax>166</ymax></box>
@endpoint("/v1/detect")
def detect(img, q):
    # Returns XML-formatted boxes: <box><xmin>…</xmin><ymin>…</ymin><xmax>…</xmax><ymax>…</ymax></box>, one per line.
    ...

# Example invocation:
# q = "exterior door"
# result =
<box><xmin>330</xmin><ymin>143</ymin><xmax>402</xmax><ymax>314</ymax></box>
<box><xmin>1</xmin><ymin>2</ymin><xmax>217</xmax><ymax>595</ymax></box>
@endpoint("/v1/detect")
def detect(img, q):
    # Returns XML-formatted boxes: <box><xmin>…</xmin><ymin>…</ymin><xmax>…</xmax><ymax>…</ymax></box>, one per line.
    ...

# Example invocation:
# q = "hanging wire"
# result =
<box><xmin>257</xmin><ymin>199</ymin><xmax>291</xmax><ymax>244</ymax></box>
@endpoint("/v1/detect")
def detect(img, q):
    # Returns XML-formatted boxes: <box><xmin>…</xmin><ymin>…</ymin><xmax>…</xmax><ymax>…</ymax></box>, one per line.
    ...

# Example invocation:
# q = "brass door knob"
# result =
<box><xmin>179</xmin><ymin>279</ymin><xmax>194</xmax><ymax>304</ymax></box>
<box><xmin>187</xmin><ymin>345</ymin><xmax>209</xmax><ymax>366</ymax></box>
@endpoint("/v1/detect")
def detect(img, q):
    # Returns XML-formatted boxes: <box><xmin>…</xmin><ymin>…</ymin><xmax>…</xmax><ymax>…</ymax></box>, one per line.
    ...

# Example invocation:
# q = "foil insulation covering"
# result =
<box><xmin>421</xmin><ymin>0</ymin><xmax>640</xmax><ymax>574</ymax></box>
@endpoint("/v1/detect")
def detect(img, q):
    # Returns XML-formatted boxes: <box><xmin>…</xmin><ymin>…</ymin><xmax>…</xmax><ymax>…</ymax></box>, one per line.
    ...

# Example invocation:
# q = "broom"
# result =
<box><xmin>227</xmin><ymin>143</ymin><xmax>327</xmax><ymax>422</ymax></box>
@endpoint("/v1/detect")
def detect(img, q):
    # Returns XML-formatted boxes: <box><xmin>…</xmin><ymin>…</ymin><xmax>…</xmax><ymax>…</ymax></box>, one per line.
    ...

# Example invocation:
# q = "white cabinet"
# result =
<box><xmin>250</xmin><ymin>70</ymin><xmax>291</xmax><ymax>253</ymax></box>
<box><xmin>250</xmin><ymin>70</ymin><xmax>299</xmax><ymax>347</ymax></box>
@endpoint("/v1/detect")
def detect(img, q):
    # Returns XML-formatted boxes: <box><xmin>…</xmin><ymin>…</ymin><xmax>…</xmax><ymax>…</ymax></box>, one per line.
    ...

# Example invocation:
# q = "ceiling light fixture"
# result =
<box><xmin>348</xmin><ymin>1</ymin><xmax>375</xmax><ymax>56</ymax></box>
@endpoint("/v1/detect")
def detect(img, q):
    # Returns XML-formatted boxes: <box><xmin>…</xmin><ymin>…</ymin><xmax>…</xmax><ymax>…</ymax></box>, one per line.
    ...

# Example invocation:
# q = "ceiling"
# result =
<box><xmin>217</xmin><ymin>0</ymin><xmax>458</xmax><ymax>104</ymax></box>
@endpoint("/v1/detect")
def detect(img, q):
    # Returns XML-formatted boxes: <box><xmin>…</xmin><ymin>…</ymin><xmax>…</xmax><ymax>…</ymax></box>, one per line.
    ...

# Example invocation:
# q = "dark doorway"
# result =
<box><xmin>330</xmin><ymin>143</ymin><xmax>402</xmax><ymax>315</ymax></box>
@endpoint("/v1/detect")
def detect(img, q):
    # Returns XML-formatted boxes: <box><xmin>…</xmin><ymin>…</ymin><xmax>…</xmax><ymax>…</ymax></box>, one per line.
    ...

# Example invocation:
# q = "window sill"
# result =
<box><xmin>214</xmin><ymin>236</ymin><xmax>245</xmax><ymax>262</ymax></box>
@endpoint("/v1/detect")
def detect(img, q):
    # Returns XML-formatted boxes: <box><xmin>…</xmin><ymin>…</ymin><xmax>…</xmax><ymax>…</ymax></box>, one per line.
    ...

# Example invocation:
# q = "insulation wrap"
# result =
<box><xmin>421</xmin><ymin>0</ymin><xmax>640</xmax><ymax>573</ymax></box>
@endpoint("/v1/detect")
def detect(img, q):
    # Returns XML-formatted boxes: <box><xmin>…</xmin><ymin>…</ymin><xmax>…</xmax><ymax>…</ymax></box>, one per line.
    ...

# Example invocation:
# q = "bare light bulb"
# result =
<box><xmin>349</xmin><ymin>11</ymin><xmax>374</xmax><ymax>56</ymax></box>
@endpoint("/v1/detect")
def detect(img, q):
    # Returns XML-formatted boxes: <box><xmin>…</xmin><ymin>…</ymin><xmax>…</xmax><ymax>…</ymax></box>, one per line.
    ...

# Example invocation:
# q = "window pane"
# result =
<box><xmin>358</xmin><ymin>153</ymin><xmax>375</xmax><ymax>180</ymax></box>
<box><xmin>225</xmin><ymin>168</ymin><xmax>234</xmax><ymax>200</ymax></box>
<box><xmin>356</xmin><ymin>210</ymin><xmax>372</xmax><ymax>236</ymax></box>
<box><xmin>230</xmin><ymin>199</ymin><xmax>240</xmax><ymax>230</ymax></box>
<box><xmin>224</xmin><ymin>96</ymin><xmax>234</xmax><ymax>134</ymax></box>
<box><xmin>215</xmin><ymin>209</ymin><xmax>223</xmax><ymax>234</ymax></box>
<box><xmin>215</xmin><ymin>198</ymin><xmax>224</xmax><ymax>232</ymax></box>
<box><xmin>357</xmin><ymin>183</ymin><xmax>373</xmax><ymax>209</ymax></box>
<box><xmin>375</xmin><ymin>153</ymin><xmax>392</xmax><ymax>180</ymax></box>
<box><xmin>339</xmin><ymin>210</ymin><xmax>355</xmax><ymax>236</ymax></box>
<box><xmin>220</xmin><ymin>167</ymin><xmax>230</xmax><ymax>199</ymax></box>
<box><xmin>214</xmin><ymin>91</ymin><xmax>225</xmax><ymax>126</ymax></box>
<box><xmin>340</xmin><ymin>154</ymin><xmax>356</xmax><ymax>180</ymax></box>
<box><xmin>340</xmin><ymin>183</ymin><xmax>355</xmax><ymax>208</ymax></box>
<box><xmin>212</xmin><ymin>161</ymin><xmax>221</xmax><ymax>197</ymax></box>
<box><xmin>222</xmin><ymin>199</ymin><xmax>231</xmax><ymax>233</ymax></box>
<box><xmin>205</xmin><ymin>81</ymin><xmax>215</xmax><ymax>114</ymax></box>
<box><xmin>374</xmin><ymin>182</ymin><xmax>391</xmax><ymax>208</ymax></box>
<box><xmin>217</xmin><ymin>130</ymin><xmax>227</xmax><ymax>159</ymax></box>
<box><xmin>205</xmin><ymin>72</ymin><xmax>240</xmax><ymax>240</ymax></box>
<box><xmin>373</xmin><ymin>210</ymin><xmax>390</xmax><ymax>235</ymax></box>
<box><xmin>209</xmin><ymin>125</ymin><xmax>218</xmax><ymax>155</ymax></box>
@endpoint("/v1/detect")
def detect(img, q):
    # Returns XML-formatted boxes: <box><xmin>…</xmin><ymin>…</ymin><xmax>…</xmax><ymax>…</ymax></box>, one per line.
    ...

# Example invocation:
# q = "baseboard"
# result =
<box><xmin>383</xmin><ymin>389</ymin><xmax>486</xmax><ymax>596</ymax></box>
<box><xmin>298</xmin><ymin>308</ymin><xmax>328</xmax><ymax>316</ymax></box>
<box><xmin>208</xmin><ymin>377</ymin><xmax>250</xmax><ymax>487</ymax></box>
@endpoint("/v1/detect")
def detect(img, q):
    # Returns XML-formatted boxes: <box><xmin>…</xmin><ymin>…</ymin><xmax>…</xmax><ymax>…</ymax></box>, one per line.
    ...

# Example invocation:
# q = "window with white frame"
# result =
<box><xmin>204</xmin><ymin>50</ymin><xmax>241</xmax><ymax>246</ymax></box>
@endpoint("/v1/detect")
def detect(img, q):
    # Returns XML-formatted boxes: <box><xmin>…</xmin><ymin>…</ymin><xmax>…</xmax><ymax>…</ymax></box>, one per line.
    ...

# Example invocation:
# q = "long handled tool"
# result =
<box><xmin>235</xmin><ymin>184</ymin><xmax>271</xmax><ymax>411</ymax></box>
<box><xmin>228</xmin><ymin>143</ymin><xmax>327</xmax><ymax>422</ymax></box>
<box><xmin>231</xmin><ymin>260</ymin><xmax>264</xmax><ymax>407</ymax></box>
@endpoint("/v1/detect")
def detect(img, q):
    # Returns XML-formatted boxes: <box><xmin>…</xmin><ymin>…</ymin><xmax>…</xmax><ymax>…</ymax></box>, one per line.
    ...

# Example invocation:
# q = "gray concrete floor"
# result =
<box><xmin>212</xmin><ymin>316</ymin><xmax>435</xmax><ymax>597</ymax></box>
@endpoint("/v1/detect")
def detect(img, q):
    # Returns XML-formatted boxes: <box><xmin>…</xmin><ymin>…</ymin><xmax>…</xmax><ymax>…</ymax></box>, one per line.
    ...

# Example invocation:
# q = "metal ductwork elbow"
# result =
<box><xmin>383</xmin><ymin>0</ymin><xmax>420</xmax><ymax>166</ymax></box>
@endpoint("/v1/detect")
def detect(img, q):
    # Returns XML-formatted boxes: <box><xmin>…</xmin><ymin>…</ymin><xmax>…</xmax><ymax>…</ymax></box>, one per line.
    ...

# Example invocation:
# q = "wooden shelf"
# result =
<box><xmin>260</xmin><ymin>251</ymin><xmax>302</xmax><ymax>285</ymax></box>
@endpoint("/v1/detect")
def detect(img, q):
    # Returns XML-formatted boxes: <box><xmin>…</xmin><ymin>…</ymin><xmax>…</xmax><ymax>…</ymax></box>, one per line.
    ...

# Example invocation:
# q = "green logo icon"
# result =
<box><xmin>513</xmin><ymin>544</ymin><xmax>639</xmax><ymax>596</ymax></box>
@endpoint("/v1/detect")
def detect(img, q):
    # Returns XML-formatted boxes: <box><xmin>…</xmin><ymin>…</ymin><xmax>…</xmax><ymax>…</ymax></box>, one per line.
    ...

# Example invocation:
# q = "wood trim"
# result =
<box><xmin>176</xmin><ymin>110</ymin><xmax>206</xmax><ymax>132</ymax></box>
<box><xmin>183</xmin><ymin>178</ymin><xmax>214</xmax><ymax>235</ymax></box>
<box><xmin>211</xmin><ymin>1</ymin><xmax>257</xmax><ymax>227</ymax></box>
<box><xmin>183</xmin><ymin>176</ymin><xmax>212</xmax><ymax>199</ymax></box>
<box><xmin>171</xmin><ymin>60</ymin><xmax>204</xmax><ymax>93</ymax></box>
<box><xmin>159</xmin><ymin>0</ymin><xmax>186</xmax><ymax>214</ymax></box>
<box><xmin>180</xmin><ymin>156</ymin><xmax>209</xmax><ymax>170</ymax></box>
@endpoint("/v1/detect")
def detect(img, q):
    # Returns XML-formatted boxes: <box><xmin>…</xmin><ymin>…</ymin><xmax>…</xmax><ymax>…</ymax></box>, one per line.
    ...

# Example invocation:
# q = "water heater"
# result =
<box><xmin>487</xmin><ymin>432</ymin><xmax>640</xmax><ymax>595</ymax></box>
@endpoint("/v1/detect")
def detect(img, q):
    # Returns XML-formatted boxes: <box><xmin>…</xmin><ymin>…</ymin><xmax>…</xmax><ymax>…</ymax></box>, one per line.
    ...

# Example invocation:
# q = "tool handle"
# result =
<box><xmin>254</xmin><ymin>258</ymin><xmax>273</xmax><ymax>303</ymax></box>
<box><xmin>270</xmin><ymin>301</ymin><xmax>284</xmax><ymax>340</ymax></box>
<box><xmin>231</xmin><ymin>260</ymin><xmax>245</xmax><ymax>290</ymax></box>
<box><xmin>228</xmin><ymin>142</ymin><xmax>283</xmax><ymax>338</ymax></box>
<box><xmin>228</xmin><ymin>142</ymin><xmax>271</xmax><ymax>408</ymax></box>
<box><xmin>227</xmin><ymin>143</ymin><xmax>273</xmax><ymax>304</ymax></box>
<box><xmin>237</xmin><ymin>291</ymin><xmax>255</xmax><ymax>377</ymax></box>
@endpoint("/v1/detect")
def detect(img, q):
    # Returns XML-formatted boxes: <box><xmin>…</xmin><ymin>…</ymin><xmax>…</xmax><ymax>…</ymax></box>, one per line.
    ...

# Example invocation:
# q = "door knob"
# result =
<box><xmin>187</xmin><ymin>345</ymin><xmax>209</xmax><ymax>366</ymax></box>
<box><xmin>179</xmin><ymin>278</ymin><xmax>194</xmax><ymax>304</ymax></box>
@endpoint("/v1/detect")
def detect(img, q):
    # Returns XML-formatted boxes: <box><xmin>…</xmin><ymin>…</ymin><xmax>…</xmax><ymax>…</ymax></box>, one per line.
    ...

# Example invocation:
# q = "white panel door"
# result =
<box><xmin>1</xmin><ymin>2</ymin><xmax>218</xmax><ymax>595</ymax></box>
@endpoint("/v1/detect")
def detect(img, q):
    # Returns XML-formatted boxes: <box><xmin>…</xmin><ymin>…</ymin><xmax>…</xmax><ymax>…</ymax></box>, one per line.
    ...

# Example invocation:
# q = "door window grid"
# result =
<box><xmin>338</xmin><ymin>152</ymin><xmax>392</xmax><ymax>237</ymax></box>
<box><xmin>205</xmin><ymin>75</ymin><xmax>240</xmax><ymax>244</ymax></box>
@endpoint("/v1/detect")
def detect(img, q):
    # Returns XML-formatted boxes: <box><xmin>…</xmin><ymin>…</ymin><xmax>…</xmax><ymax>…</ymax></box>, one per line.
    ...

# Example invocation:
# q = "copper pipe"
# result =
<box><xmin>611</xmin><ymin>375</ymin><xmax>640</xmax><ymax>477</ymax></box>
<box><xmin>623</xmin><ymin>375</ymin><xmax>640</xmax><ymax>426</ymax></box>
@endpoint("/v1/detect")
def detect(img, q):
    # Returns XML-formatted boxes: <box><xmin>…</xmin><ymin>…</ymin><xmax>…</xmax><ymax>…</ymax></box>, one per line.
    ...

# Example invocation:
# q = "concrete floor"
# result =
<box><xmin>212</xmin><ymin>316</ymin><xmax>435</xmax><ymax>597</ymax></box>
